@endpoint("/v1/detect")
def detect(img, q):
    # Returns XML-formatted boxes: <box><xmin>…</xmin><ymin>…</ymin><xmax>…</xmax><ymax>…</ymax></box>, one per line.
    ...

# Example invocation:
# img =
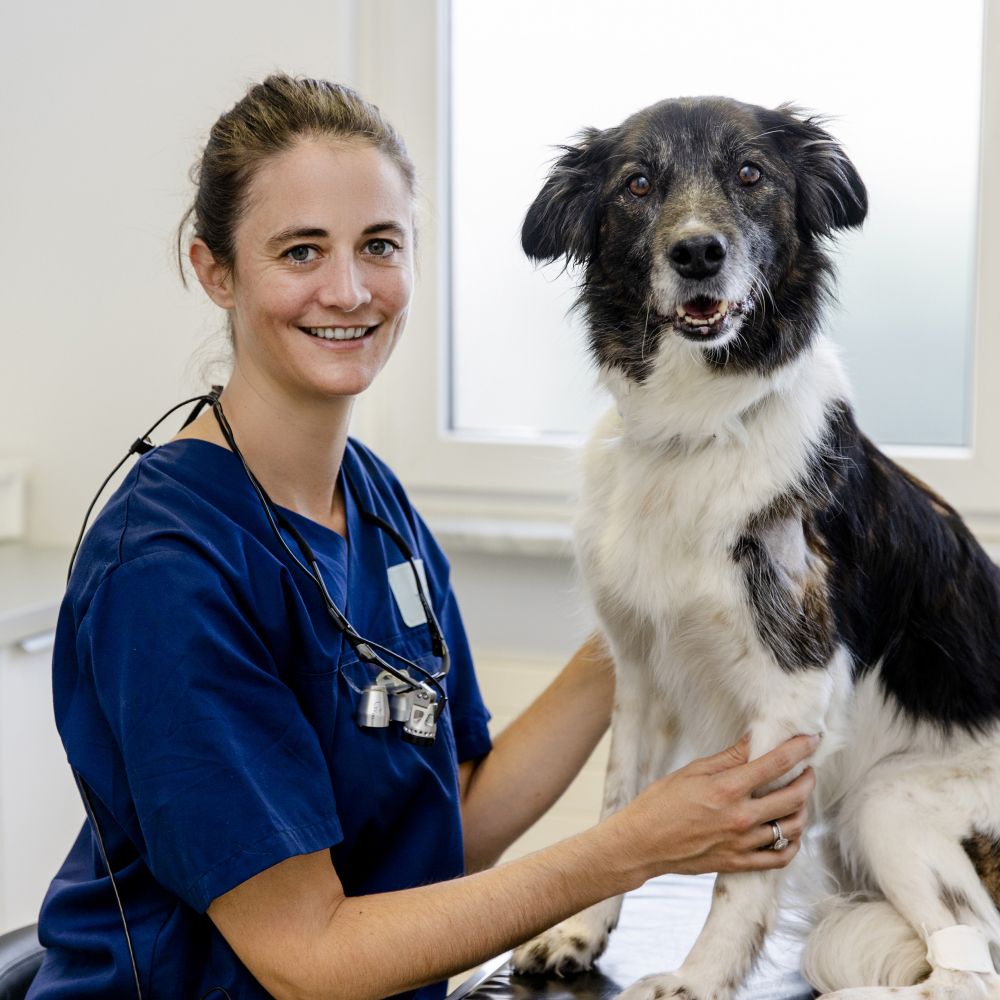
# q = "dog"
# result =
<box><xmin>509</xmin><ymin>97</ymin><xmax>1000</xmax><ymax>1000</ymax></box>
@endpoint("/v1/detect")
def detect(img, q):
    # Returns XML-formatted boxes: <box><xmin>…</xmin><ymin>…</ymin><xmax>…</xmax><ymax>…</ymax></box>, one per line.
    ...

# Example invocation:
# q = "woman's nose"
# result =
<box><xmin>318</xmin><ymin>254</ymin><xmax>372</xmax><ymax>312</ymax></box>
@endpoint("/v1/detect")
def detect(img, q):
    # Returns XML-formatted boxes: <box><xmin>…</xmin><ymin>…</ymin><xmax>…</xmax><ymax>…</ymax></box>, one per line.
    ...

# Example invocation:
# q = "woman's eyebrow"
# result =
<box><xmin>265</xmin><ymin>222</ymin><xmax>407</xmax><ymax>251</ymax></box>
<box><xmin>362</xmin><ymin>221</ymin><xmax>407</xmax><ymax>238</ymax></box>
<box><xmin>265</xmin><ymin>226</ymin><xmax>328</xmax><ymax>251</ymax></box>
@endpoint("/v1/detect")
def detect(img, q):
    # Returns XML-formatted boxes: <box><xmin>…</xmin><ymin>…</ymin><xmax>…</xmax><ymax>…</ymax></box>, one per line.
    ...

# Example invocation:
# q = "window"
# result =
<box><xmin>355</xmin><ymin>0</ymin><xmax>1000</xmax><ymax>551</ymax></box>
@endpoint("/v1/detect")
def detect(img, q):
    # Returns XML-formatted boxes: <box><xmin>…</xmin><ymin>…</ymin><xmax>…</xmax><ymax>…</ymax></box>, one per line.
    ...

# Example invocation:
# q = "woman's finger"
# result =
<box><xmin>746</xmin><ymin>806</ymin><xmax>807</xmax><ymax>851</ymax></box>
<box><xmin>739</xmin><ymin>837</ymin><xmax>800</xmax><ymax>870</ymax></box>
<box><xmin>688</xmin><ymin>734</ymin><xmax>751</xmax><ymax>775</ymax></box>
<box><xmin>735</xmin><ymin>734</ymin><xmax>818</xmax><ymax>790</ymax></box>
<box><xmin>749</xmin><ymin>766</ymin><xmax>815</xmax><ymax>823</ymax></box>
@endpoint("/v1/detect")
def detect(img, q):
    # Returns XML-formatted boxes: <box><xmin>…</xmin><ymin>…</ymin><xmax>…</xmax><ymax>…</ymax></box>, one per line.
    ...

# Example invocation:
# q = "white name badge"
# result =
<box><xmin>387</xmin><ymin>559</ymin><xmax>430</xmax><ymax>627</ymax></box>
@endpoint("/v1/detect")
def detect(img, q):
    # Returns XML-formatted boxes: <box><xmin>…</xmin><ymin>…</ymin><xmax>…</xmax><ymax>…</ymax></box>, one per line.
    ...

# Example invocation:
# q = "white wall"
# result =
<box><xmin>0</xmin><ymin>0</ymin><xmax>358</xmax><ymax>546</ymax></box>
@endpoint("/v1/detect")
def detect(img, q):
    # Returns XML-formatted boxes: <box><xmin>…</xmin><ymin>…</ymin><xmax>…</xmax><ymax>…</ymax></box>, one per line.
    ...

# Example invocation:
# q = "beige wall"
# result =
<box><xmin>475</xmin><ymin>650</ymin><xmax>609</xmax><ymax>861</ymax></box>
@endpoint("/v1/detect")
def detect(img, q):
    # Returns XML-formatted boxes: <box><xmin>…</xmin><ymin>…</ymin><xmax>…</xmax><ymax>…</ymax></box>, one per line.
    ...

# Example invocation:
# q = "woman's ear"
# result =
<box><xmin>189</xmin><ymin>239</ymin><xmax>235</xmax><ymax>310</ymax></box>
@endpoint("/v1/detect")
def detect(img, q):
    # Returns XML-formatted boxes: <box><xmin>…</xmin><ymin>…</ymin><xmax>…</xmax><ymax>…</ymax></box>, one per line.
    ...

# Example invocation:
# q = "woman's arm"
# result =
<box><xmin>208</xmin><ymin>734</ymin><xmax>817</xmax><ymax>1000</ymax></box>
<box><xmin>459</xmin><ymin>632</ymin><xmax>615</xmax><ymax>871</ymax></box>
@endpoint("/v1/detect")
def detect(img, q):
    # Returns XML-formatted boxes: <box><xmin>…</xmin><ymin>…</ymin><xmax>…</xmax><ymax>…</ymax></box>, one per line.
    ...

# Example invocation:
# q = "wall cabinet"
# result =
<box><xmin>0</xmin><ymin>545</ymin><xmax>82</xmax><ymax>934</ymax></box>
<box><xmin>0</xmin><ymin>631</ymin><xmax>83</xmax><ymax>933</ymax></box>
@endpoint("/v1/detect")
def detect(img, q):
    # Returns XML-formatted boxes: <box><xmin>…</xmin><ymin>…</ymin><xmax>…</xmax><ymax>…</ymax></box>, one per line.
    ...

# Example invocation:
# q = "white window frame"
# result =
<box><xmin>354</xmin><ymin>0</ymin><xmax>1000</xmax><ymax>554</ymax></box>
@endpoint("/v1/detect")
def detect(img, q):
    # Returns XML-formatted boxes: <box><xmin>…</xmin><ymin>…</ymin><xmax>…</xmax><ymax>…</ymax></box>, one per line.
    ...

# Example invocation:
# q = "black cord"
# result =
<box><xmin>73</xmin><ymin>771</ymin><xmax>144</xmax><ymax>1000</ymax></box>
<box><xmin>302</xmin><ymin>548</ymin><xmax>446</xmax><ymax>706</ymax></box>
<box><xmin>69</xmin><ymin>389</ymin><xmax>448</xmax><ymax>708</ymax></box>
<box><xmin>68</xmin><ymin>393</ymin><xmax>215</xmax><ymax>581</ymax></box>
<box><xmin>68</xmin><ymin>452</ymin><xmax>134</xmax><ymax>583</ymax></box>
<box><xmin>352</xmin><ymin>505</ymin><xmax>451</xmax><ymax>671</ymax></box>
<box><xmin>208</xmin><ymin>399</ymin><xmax>449</xmax><ymax>711</ymax></box>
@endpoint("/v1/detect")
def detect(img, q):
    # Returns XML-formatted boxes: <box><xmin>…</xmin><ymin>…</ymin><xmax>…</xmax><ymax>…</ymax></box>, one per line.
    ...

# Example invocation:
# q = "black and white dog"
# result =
<box><xmin>510</xmin><ymin>98</ymin><xmax>1000</xmax><ymax>1000</ymax></box>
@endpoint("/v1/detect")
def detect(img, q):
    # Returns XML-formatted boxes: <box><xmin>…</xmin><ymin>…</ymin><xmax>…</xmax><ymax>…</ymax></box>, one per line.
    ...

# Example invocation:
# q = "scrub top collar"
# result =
<box><xmin>145</xmin><ymin>438</ymin><xmax>436</xmax><ymax>670</ymax></box>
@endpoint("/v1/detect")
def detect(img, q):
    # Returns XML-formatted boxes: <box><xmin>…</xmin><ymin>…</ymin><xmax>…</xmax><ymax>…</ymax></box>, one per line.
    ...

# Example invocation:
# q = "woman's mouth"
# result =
<box><xmin>300</xmin><ymin>325</ymin><xmax>375</xmax><ymax>341</ymax></box>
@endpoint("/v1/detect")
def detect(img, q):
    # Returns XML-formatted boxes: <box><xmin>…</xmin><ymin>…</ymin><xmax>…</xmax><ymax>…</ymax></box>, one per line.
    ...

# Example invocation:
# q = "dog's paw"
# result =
<box><xmin>616</xmin><ymin>972</ymin><xmax>721</xmax><ymax>1000</ymax></box>
<box><xmin>511</xmin><ymin>918</ymin><xmax>610</xmax><ymax>977</ymax></box>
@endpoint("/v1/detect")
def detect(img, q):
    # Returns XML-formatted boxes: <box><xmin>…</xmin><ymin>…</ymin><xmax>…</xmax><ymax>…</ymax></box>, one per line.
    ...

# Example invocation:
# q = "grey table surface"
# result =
<box><xmin>462</xmin><ymin>873</ymin><xmax>814</xmax><ymax>1000</ymax></box>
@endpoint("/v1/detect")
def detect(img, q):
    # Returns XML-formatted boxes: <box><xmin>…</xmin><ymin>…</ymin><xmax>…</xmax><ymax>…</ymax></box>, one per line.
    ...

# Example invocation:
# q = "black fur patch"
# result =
<box><xmin>732</xmin><ymin>524</ymin><xmax>836</xmax><ymax>673</ymax></box>
<box><xmin>811</xmin><ymin>405</ymin><xmax>1000</xmax><ymax>731</ymax></box>
<box><xmin>731</xmin><ymin>398</ymin><xmax>1000</xmax><ymax>727</ymax></box>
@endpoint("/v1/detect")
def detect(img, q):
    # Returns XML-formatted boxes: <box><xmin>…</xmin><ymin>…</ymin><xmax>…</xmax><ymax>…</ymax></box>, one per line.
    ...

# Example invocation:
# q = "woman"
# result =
<box><xmin>27</xmin><ymin>75</ymin><xmax>815</xmax><ymax>1000</ymax></box>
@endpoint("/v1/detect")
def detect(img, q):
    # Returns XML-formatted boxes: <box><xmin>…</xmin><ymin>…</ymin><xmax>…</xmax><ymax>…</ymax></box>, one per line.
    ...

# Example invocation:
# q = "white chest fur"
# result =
<box><xmin>579</xmin><ymin>338</ymin><xmax>845</xmax><ymax>616</ymax></box>
<box><xmin>576</xmin><ymin>336</ymin><xmax>851</xmax><ymax>746</ymax></box>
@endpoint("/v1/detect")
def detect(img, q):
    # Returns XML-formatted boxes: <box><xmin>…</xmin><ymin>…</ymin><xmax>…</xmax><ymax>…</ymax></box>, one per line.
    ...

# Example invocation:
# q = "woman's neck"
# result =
<box><xmin>174</xmin><ymin>368</ymin><xmax>354</xmax><ymax>535</ymax></box>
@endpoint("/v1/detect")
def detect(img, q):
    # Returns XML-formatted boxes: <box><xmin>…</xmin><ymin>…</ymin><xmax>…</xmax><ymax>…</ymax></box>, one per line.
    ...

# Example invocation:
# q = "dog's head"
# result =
<box><xmin>522</xmin><ymin>98</ymin><xmax>867</xmax><ymax>381</ymax></box>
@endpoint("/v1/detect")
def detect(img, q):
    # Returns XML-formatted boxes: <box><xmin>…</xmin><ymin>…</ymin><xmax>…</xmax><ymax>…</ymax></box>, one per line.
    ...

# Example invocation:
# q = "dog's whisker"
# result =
<box><xmin>641</xmin><ymin>296</ymin><xmax>653</xmax><ymax>365</ymax></box>
<box><xmin>747</xmin><ymin>261</ymin><xmax>781</xmax><ymax>321</ymax></box>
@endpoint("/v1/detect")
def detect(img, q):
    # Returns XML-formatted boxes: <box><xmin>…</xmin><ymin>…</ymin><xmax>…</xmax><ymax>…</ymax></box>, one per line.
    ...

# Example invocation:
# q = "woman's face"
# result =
<box><xmin>212</xmin><ymin>137</ymin><xmax>414</xmax><ymax>403</ymax></box>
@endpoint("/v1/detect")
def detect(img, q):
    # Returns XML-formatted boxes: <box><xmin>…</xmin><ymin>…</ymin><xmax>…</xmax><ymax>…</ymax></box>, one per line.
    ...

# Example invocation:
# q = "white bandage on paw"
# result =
<box><xmin>926</xmin><ymin>925</ymin><xmax>996</xmax><ymax>974</ymax></box>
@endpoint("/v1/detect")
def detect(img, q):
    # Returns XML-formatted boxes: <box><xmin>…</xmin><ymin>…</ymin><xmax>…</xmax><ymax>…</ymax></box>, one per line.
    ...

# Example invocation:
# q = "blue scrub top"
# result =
<box><xmin>27</xmin><ymin>438</ymin><xmax>493</xmax><ymax>1000</ymax></box>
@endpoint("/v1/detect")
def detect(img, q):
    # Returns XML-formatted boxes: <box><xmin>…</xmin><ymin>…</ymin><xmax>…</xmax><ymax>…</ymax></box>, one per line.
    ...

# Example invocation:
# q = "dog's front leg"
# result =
<box><xmin>618</xmin><ymin>667</ymin><xmax>833</xmax><ymax>1000</ymax></box>
<box><xmin>512</xmin><ymin>662</ymin><xmax>677</xmax><ymax>976</ymax></box>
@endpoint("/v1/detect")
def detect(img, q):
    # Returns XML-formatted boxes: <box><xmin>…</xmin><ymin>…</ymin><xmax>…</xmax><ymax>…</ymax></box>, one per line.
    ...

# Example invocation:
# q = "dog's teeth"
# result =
<box><xmin>674</xmin><ymin>298</ymin><xmax>733</xmax><ymax>330</ymax></box>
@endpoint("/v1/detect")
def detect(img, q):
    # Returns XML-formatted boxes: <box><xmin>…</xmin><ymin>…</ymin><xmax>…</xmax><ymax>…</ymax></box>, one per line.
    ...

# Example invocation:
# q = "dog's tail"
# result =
<box><xmin>802</xmin><ymin>894</ymin><xmax>929</xmax><ymax>991</ymax></box>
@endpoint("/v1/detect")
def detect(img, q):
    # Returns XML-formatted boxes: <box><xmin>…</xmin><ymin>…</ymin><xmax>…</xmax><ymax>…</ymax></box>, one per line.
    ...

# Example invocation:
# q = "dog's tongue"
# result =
<box><xmin>683</xmin><ymin>296</ymin><xmax>722</xmax><ymax>318</ymax></box>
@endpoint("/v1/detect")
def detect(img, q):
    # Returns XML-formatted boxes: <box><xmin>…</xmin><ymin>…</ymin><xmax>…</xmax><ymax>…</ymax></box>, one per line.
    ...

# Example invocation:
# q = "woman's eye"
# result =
<box><xmin>285</xmin><ymin>245</ymin><xmax>319</xmax><ymax>264</ymax></box>
<box><xmin>364</xmin><ymin>238</ymin><xmax>397</xmax><ymax>257</ymax></box>
<box><xmin>627</xmin><ymin>175</ymin><xmax>652</xmax><ymax>198</ymax></box>
<box><xmin>738</xmin><ymin>163</ymin><xmax>762</xmax><ymax>186</ymax></box>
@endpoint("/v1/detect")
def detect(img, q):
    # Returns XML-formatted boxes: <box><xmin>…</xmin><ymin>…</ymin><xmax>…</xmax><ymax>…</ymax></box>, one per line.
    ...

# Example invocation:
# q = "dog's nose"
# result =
<box><xmin>667</xmin><ymin>234</ymin><xmax>728</xmax><ymax>279</ymax></box>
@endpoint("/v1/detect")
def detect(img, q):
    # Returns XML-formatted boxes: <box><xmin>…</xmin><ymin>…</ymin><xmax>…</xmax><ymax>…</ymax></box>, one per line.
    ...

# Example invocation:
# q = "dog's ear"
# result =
<box><xmin>765</xmin><ymin>105</ymin><xmax>868</xmax><ymax>237</ymax></box>
<box><xmin>521</xmin><ymin>126</ymin><xmax>616</xmax><ymax>265</ymax></box>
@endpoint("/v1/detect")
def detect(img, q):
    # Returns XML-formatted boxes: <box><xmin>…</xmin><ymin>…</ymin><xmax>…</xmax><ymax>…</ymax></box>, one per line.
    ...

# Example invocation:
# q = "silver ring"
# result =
<box><xmin>769</xmin><ymin>821</ymin><xmax>790</xmax><ymax>851</ymax></box>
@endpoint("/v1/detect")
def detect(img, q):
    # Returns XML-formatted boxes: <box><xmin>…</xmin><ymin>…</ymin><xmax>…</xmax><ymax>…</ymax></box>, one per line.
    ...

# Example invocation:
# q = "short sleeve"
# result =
<box><xmin>79</xmin><ymin>551</ymin><xmax>343</xmax><ymax>912</ymax></box>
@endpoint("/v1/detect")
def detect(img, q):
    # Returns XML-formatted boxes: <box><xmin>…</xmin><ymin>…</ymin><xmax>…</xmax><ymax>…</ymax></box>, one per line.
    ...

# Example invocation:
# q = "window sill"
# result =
<box><xmin>427</xmin><ymin>514</ymin><xmax>573</xmax><ymax>557</ymax></box>
<box><xmin>419</xmin><ymin>493</ymin><xmax>1000</xmax><ymax>565</ymax></box>
<box><xmin>412</xmin><ymin>488</ymin><xmax>574</xmax><ymax>558</ymax></box>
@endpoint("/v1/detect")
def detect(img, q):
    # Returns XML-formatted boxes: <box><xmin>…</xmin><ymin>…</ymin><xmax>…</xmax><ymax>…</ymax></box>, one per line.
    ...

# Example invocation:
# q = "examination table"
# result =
<box><xmin>451</xmin><ymin>873</ymin><xmax>814</xmax><ymax>1000</ymax></box>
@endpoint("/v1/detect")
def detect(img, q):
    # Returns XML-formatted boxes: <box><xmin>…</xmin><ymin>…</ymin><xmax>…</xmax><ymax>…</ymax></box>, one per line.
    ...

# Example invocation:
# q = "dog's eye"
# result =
<box><xmin>738</xmin><ymin>163</ymin><xmax>762</xmax><ymax>186</ymax></box>
<box><xmin>627</xmin><ymin>175</ymin><xmax>652</xmax><ymax>197</ymax></box>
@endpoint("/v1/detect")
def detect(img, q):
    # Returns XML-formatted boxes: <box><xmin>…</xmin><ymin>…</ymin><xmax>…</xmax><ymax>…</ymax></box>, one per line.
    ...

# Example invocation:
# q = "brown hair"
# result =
<box><xmin>178</xmin><ymin>73</ymin><xmax>415</xmax><ymax>281</ymax></box>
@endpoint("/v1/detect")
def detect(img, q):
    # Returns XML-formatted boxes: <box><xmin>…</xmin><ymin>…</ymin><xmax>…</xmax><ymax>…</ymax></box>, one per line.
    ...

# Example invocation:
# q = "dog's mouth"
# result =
<box><xmin>674</xmin><ymin>296</ymin><xmax>731</xmax><ymax>335</ymax></box>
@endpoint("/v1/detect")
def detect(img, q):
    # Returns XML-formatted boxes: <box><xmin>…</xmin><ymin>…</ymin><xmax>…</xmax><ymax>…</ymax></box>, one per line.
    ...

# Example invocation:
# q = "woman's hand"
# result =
<box><xmin>602</xmin><ymin>734</ymin><xmax>817</xmax><ymax>883</ymax></box>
